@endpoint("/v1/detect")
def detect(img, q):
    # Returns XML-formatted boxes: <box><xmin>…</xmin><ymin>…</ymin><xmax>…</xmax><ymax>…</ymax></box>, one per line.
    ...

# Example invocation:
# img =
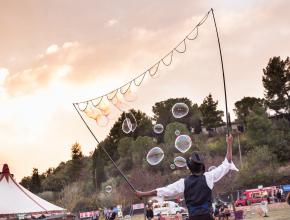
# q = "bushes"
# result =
<box><xmin>235</xmin><ymin>146</ymin><xmax>281</xmax><ymax>188</ymax></box>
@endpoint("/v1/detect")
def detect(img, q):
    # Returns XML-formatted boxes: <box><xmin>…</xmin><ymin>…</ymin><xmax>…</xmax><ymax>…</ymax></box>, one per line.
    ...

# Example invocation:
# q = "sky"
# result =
<box><xmin>0</xmin><ymin>0</ymin><xmax>290</xmax><ymax>180</ymax></box>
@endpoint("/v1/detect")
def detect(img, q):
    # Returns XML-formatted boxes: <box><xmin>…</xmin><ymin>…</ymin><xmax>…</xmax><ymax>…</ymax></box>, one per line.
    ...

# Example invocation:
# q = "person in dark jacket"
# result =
<box><xmin>136</xmin><ymin>135</ymin><xmax>238</xmax><ymax>220</ymax></box>
<box><xmin>146</xmin><ymin>205</ymin><xmax>154</xmax><ymax>220</ymax></box>
<box><xmin>109</xmin><ymin>207</ymin><xmax>117</xmax><ymax>220</ymax></box>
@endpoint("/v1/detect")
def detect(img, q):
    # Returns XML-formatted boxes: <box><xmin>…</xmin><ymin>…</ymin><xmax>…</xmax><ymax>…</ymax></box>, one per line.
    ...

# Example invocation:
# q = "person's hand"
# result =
<box><xmin>226</xmin><ymin>134</ymin><xmax>233</xmax><ymax>146</ymax></box>
<box><xmin>135</xmin><ymin>190</ymin><xmax>143</xmax><ymax>199</ymax></box>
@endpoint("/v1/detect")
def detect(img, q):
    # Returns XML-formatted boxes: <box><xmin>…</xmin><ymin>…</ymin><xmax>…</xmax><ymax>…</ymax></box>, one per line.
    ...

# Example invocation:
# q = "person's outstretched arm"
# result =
<box><xmin>204</xmin><ymin>134</ymin><xmax>238</xmax><ymax>189</ymax></box>
<box><xmin>136</xmin><ymin>190</ymin><xmax>157</xmax><ymax>198</ymax></box>
<box><xmin>226</xmin><ymin>134</ymin><xmax>233</xmax><ymax>163</ymax></box>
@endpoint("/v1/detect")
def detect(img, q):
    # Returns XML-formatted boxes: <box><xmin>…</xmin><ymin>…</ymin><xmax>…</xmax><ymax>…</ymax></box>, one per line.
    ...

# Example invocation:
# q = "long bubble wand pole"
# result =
<box><xmin>211</xmin><ymin>8</ymin><xmax>230</xmax><ymax>135</ymax></box>
<box><xmin>211</xmin><ymin>8</ymin><xmax>236</xmax><ymax>219</ymax></box>
<box><xmin>73</xmin><ymin>103</ymin><xmax>136</xmax><ymax>192</ymax></box>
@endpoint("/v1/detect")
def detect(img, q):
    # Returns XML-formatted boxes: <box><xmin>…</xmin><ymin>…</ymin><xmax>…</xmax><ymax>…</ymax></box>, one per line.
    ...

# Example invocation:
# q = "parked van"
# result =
<box><xmin>235</xmin><ymin>186</ymin><xmax>276</xmax><ymax>206</ymax></box>
<box><xmin>152</xmin><ymin>201</ymin><xmax>181</xmax><ymax>216</ymax></box>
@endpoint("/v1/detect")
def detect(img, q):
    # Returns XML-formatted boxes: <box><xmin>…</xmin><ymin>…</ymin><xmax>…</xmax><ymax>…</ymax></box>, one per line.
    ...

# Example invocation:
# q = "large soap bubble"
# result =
<box><xmin>153</xmin><ymin>124</ymin><xmax>164</xmax><ymax>134</ymax></box>
<box><xmin>172</xmin><ymin>103</ymin><xmax>189</xmax><ymax>118</ymax></box>
<box><xmin>96</xmin><ymin>115</ymin><xmax>109</xmax><ymax>127</ymax></box>
<box><xmin>146</xmin><ymin>147</ymin><xmax>164</xmax><ymax>165</ymax></box>
<box><xmin>123</xmin><ymin>89</ymin><xmax>137</xmax><ymax>102</ymax></box>
<box><xmin>121</xmin><ymin>113</ymin><xmax>137</xmax><ymax>134</ymax></box>
<box><xmin>126</xmin><ymin>113</ymin><xmax>137</xmax><ymax>132</ymax></box>
<box><xmin>174</xmin><ymin>156</ymin><xmax>187</xmax><ymax>167</ymax></box>
<box><xmin>105</xmin><ymin>185</ymin><xmax>112</xmax><ymax>193</ymax></box>
<box><xmin>175</xmin><ymin>135</ymin><xmax>192</xmax><ymax>153</ymax></box>
<box><xmin>208</xmin><ymin>166</ymin><xmax>217</xmax><ymax>172</ymax></box>
<box><xmin>122</xmin><ymin>118</ymin><xmax>132</xmax><ymax>134</ymax></box>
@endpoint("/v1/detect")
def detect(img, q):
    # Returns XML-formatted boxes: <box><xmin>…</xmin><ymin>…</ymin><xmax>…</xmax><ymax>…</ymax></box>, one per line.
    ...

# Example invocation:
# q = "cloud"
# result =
<box><xmin>46</xmin><ymin>44</ymin><xmax>59</xmax><ymax>54</ymax></box>
<box><xmin>0</xmin><ymin>68</ymin><xmax>9</xmax><ymax>85</ymax></box>
<box><xmin>105</xmin><ymin>19</ymin><xmax>119</xmax><ymax>27</ymax></box>
<box><xmin>1</xmin><ymin>24</ymin><xmax>180</xmax><ymax>97</ymax></box>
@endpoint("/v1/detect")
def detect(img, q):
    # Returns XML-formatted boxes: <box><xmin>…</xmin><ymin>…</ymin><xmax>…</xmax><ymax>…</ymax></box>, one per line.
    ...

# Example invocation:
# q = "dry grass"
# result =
<box><xmin>238</xmin><ymin>203</ymin><xmax>290</xmax><ymax>220</ymax></box>
<box><xmin>127</xmin><ymin>204</ymin><xmax>290</xmax><ymax>220</ymax></box>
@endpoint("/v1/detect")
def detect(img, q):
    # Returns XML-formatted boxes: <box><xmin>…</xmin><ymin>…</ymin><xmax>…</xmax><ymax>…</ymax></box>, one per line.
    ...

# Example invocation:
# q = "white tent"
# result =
<box><xmin>0</xmin><ymin>164</ymin><xmax>65</xmax><ymax>218</ymax></box>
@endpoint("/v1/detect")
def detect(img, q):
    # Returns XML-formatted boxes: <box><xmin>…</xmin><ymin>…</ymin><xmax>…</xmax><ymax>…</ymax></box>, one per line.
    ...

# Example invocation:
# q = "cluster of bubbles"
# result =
<box><xmin>80</xmin><ymin>86</ymin><xmax>139</xmax><ymax>128</ymax></box>
<box><xmin>146</xmin><ymin>102</ymin><xmax>192</xmax><ymax>167</ymax></box>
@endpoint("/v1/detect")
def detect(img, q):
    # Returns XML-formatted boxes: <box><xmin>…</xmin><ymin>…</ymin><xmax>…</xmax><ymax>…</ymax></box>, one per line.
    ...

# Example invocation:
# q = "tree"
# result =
<box><xmin>234</xmin><ymin>97</ymin><xmax>264</xmax><ymax>126</ymax></box>
<box><xmin>262</xmin><ymin>56</ymin><xmax>290</xmax><ymax>114</ymax></box>
<box><xmin>92</xmin><ymin>149</ymin><xmax>106</xmax><ymax>189</ymax></box>
<box><xmin>199</xmin><ymin>94</ymin><xmax>224</xmax><ymax>130</ymax></box>
<box><xmin>69</xmin><ymin>142</ymin><xmax>83</xmax><ymax>181</ymax></box>
<box><xmin>164</xmin><ymin>122</ymin><xmax>189</xmax><ymax>150</ymax></box>
<box><xmin>269</xmin><ymin>118</ymin><xmax>290</xmax><ymax>162</ymax></box>
<box><xmin>20</xmin><ymin>176</ymin><xmax>31</xmax><ymax>190</ymax></box>
<box><xmin>42</xmin><ymin>174</ymin><xmax>68</xmax><ymax>192</ymax></box>
<box><xmin>132</xmin><ymin>136</ymin><xmax>154</xmax><ymax>165</ymax></box>
<box><xmin>101</xmin><ymin>109</ymin><xmax>153</xmax><ymax>163</ymax></box>
<box><xmin>117</xmin><ymin>137</ymin><xmax>134</xmax><ymax>171</ymax></box>
<box><xmin>245</xmin><ymin>105</ymin><xmax>272</xmax><ymax>146</ymax></box>
<box><xmin>30</xmin><ymin>168</ymin><xmax>41</xmax><ymax>193</ymax></box>
<box><xmin>236</xmin><ymin>146</ymin><xmax>280</xmax><ymax>188</ymax></box>
<box><xmin>71</xmin><ymin>142</ymin><xmax>83</xmax><ymax>160</ymax></box>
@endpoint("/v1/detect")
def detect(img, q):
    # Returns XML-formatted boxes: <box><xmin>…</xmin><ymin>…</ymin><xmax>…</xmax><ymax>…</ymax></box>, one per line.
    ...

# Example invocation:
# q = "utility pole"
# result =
<box><xmin>237</xmin><ymin>131</ymin><xmax>243</xmax><ymax>168</ymax></box>
<box><xmin>95</xmin><ymin>168</ymin><xmax>97</xmax><ymax>190</ymax></box>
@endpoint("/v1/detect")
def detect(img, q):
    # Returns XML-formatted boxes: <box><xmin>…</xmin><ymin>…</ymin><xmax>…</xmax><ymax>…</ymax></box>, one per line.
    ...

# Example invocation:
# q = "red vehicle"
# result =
<box><xmin>235</xmin><ymin>186</ymin><xmax>276</xmax><ymax>206</ymax></box>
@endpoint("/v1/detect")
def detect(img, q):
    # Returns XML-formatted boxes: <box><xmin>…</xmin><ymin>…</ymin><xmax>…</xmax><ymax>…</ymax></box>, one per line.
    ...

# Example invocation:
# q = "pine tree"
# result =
<box><xmin>199</xmin><ymin>94</ymin><xmax>224</xmax><ymax>130</ymax></box>
<box><xmin>262</xmin><ymin>56</ymin><xmax>290</xmax><ymax>115</ymax></box>
<box><xmin>30</xmin><ymin>168</ymin><xmax>41</xmax><ymax>193</ymax></box>
<box><xmin>69</xmin><ymin>142</ymin><xmax>83</xmax><ymax>181</ymax></box>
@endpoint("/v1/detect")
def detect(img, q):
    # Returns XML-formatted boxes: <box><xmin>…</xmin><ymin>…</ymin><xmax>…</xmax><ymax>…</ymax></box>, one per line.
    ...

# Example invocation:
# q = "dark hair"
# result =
<box><xmin>187</xmin><ymin>161</ymin><xmax>205</xmax><ymax>174</ymax></box>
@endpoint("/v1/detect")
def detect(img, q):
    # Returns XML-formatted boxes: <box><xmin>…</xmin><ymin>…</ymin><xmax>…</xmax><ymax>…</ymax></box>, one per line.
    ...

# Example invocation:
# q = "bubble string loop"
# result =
<box><xmin>73</xmin><ymin>9</ymin><xmax>211</xmax><ymax>106</ymax></box>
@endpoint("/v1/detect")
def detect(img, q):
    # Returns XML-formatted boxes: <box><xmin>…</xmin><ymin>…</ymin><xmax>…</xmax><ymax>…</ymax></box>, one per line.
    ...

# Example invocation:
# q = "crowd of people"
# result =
<box><xmin>89</xmin><ymin>207</ymin><xmax>118</xmax><ymax>220</ymax></box>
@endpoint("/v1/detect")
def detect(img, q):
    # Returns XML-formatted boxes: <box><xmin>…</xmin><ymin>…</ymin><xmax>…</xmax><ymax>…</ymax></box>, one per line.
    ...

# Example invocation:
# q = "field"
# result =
<box><xmin>238</xmin><ymin>203</ymin><xmax>290</xmax><ymax>220</ymax></box>
<box><xmin>243</xmin><ymin>208</ymin><xmax>290</xmax><ymax>220</ymax></box>
<box><xmin>128</xmin><ymin>203</ymin><xmax>290</xmax><ymax>220</ymax></box>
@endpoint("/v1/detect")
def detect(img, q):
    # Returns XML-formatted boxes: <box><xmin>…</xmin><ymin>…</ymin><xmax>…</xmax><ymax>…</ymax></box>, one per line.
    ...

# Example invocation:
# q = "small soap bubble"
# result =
<box><xmin>170</xmin><ymin>164</ymin><xmax>176</xmax><ymax>170</ymax></box>
<box><xmin>122</xmin><ymin>118</ymin><xmax>132</xmax><ymax>134</ymax></box>
<box><xmin>174</xmin><ymin>156</ymin><xmax>187</xmax><ymax>168</ymax></box>
<box><xmin>153</xmin><ymin>124</ymin><xmax>164</xmax><ymax>134</ymax></box>
<box><xmin>175</xmin><ymin>135</ymin><xmax>192</xmax><ymax>153</ymax></box>
<box><xmin>105</xmin><ymin>185</ymin><xmax>112</xmax><ymax>193</ymax></box>
<box><xmin>172</xmin><ymin>103</ymin><xmax>189</xmax><ymax>119</ymax></box>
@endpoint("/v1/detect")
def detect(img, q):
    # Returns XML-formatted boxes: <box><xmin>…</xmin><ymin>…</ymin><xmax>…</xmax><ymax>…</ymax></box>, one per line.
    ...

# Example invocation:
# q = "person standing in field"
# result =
<box><xmin>136</xmin><ymin>134</ymin><xmax>238</xmax><ymax>220</ymax></box>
